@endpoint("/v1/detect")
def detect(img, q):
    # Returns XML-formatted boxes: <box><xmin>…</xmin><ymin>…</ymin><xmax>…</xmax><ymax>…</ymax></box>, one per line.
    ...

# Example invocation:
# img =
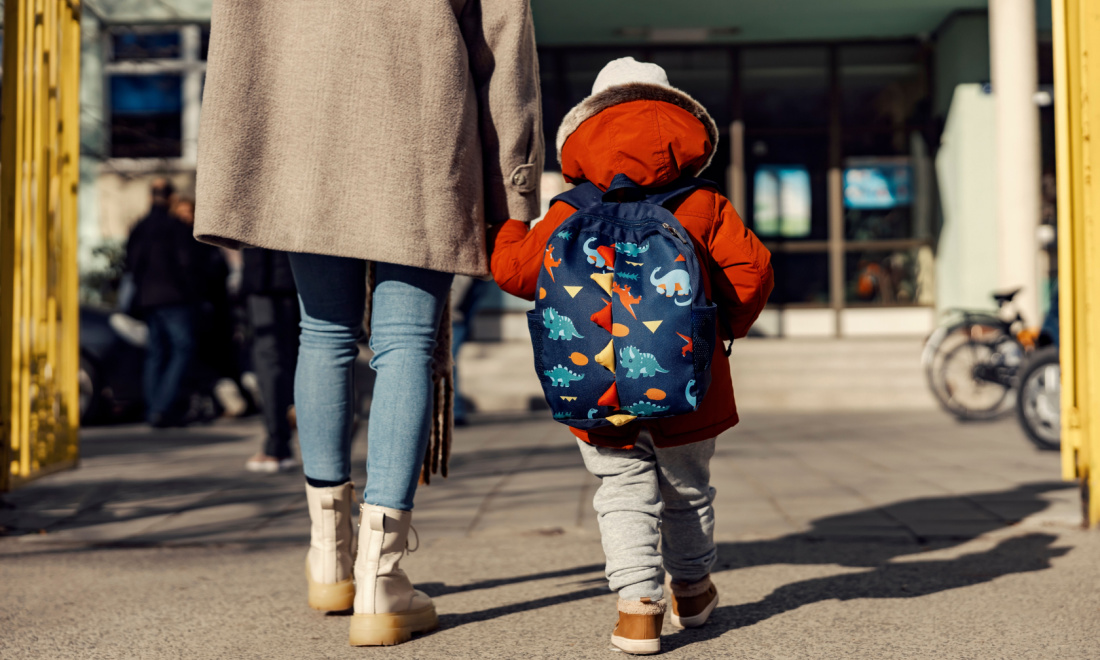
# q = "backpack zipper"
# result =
<box><xmin>662</xmin><ymin>223</ymin><xmax>688</xmax><ymax>244</ymax></box>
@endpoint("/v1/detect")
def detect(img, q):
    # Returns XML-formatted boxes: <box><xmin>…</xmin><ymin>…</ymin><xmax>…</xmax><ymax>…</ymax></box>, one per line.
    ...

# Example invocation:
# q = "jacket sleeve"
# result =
<box><xmin>707</xmin><ymin>194</ymin><xmax>774</xmax><ymax>339</ymax></box>
<box><xmin>488</xmin><ymin>201</ymin><xmax>574</xmax><ymax>300</ymax></box>
<box><xmin>460</xmin><ymin>0</ymin><xmax>544</xmax><ymax>224</ymax></box>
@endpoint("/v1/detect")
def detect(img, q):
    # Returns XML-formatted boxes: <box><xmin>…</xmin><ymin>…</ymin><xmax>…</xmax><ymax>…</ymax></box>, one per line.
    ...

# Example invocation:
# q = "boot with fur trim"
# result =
<box><xmin>668</xmin><ymin>575</ymin><xmax>719</xmax><ymax>628</ymax></box>
<box><xmin>304</xmin><ymin>481</ymin><xmax>356</xmax><ymax>611</ymax></box>
<box><xmin>348</xmin><ymin>504</ymin><xmax>438</xmax><ymax>646</ymax></box>
<box><xmin>611</xmin><ymin>597</ymin><xmax>665</xmax><ymax>655</ymax></box>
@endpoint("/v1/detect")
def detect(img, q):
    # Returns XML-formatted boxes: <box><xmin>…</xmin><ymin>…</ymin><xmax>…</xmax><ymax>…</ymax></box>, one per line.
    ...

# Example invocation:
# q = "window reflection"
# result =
<box><xmin>771</xmin><ymin>253</ymin><xmax>829</xmax><ymax>305</ymax></box>
<box><xmin>839</xmin><ymin>44</ymin><xmax>924</xmax><ymax>128</ymax></box>
<box><xmin>754</xmin><ymin>166</ymin><xmax>812</xmax><ymax>238</ymax></box>
<box><xmin>846</xmin><ymin>249</ymin><xmax>927</xmax><ymax>304</ymax></box>
<box><xmin>742</xmin><ymin>47</ymin><xmax>829</xmax><ymax>128</ymax></box>
<box><xmin>844</xmin><ymin>158</ymin><xmax>914</xmax><ymax>240</ymax></box>
<box><xmin>110</xmin><ymin>30</ymin><xmax>181</xmax><ymax>61</ymax></box>
<box><xmin>109</xmin><ymin>74</ymin><xmax>183</xmax><ymax>158</ymax></box>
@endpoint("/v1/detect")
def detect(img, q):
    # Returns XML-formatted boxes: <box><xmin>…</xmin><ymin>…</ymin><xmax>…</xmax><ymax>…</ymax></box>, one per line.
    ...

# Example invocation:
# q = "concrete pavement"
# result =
<box><xmin>1</xmin><ymin>408</ymin><xmax>1096</xmax><ymax>659</ymax></box>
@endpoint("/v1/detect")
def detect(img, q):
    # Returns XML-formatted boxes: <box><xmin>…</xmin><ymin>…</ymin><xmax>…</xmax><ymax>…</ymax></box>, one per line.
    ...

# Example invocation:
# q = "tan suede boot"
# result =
<box><xmin>304</xmin><ymin>482</ymin><xmax>356</xmax><ymax>612</ymax></box>
<box><xmin>611</xmin><ymin>597</ymin><xmax>665</xmax><ymax>655</ymax></box>
<box><xmin>668</xmin><ymin>575</ymin><xmax>719</xmax><ymax>628</ymax></box>
<box><xmin>348</xmin><ymin>504</ymin><xmax>438</xmax><ymax>646</ymax></box>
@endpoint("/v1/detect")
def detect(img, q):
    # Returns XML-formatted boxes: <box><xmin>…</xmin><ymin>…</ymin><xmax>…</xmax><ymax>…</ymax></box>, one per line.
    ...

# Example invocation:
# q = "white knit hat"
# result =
<box><xmin>556</xmin><ymin>57</ymin><xmax>719</xmax><ymax>176</ymax></box>
<box><xmin>591</xmin><ymin>57</ymin><xmax>671</xmax><ymax>95</ymax></box>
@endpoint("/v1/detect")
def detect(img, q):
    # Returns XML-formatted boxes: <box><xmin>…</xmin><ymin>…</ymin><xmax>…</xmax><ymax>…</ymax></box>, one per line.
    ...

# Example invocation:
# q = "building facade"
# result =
<box><xmin>66</xmin><ymin>0</ymin><xmax>1053</xmax><ymax>337</ymax></box>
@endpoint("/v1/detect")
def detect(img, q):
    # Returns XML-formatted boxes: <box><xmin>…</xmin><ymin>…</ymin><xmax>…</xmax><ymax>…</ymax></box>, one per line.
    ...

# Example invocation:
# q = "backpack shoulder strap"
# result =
<box><xmin>550</xmin><ymin>181</ymin><xmax>604</xmax><ymax>212</ymax></box>
<box><xmin>642</xmin><ymin>177</ymin><xmax>718</xmax><ymax>208</ymax></box>
<box><xmin>551</xmin><ymin>176</ymin><xmax>719</xmax><ymax>211</ymax></box>
<box><xmin>643</xmin><ymin>176</ymin><xmax>735</xmax><ymax>357</ymax></box>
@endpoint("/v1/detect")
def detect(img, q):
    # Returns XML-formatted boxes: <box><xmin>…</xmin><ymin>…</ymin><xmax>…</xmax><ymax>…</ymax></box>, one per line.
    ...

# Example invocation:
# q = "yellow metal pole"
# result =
<box><xmin>1053</xmin><ymin>0</ymin><xmax>1100</xmax><ymax>526</ymax></box>
<box><xmin>61</xmin><ymin>2</ymin><xmax>82</xmax><ymax>444</ymax></box>
<box><xmin>0</xmin><ymin>0</ymin><xmax>82</xmax><ymax>492</ymax></box>
<box><xmin>0</xmin><ymin>0</ymin><xmax>25</xmax><ymax>493</ymax></box>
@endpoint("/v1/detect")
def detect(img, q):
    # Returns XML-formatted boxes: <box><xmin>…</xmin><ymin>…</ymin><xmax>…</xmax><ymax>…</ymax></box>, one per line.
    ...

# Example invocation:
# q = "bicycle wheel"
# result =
<box><xmin>1015</xmin><ymin>346</ymin><xmax>1061</xmax><ymax>450</ymax></box>
<box><xmin>925</xmin><ymin>322</ymin><xmax>1009</xmax><ymax>417</ymax></box>
<box><xmin>936</xmin><ymin>339</ymin><xmax>1013</xmax><ymax>420</ymax></box>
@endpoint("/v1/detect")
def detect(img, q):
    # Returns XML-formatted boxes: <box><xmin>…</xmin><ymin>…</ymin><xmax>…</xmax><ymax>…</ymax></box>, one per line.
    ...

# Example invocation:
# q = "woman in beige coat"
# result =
<box><xmin>194</xmin><ymin>1</ymin><xmax>542</xmax><ymax>646</ymax></box>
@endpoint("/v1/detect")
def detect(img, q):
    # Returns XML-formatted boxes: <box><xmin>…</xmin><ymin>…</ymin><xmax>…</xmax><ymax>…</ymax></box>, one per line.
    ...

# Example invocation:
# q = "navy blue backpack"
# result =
<box><xmin>528</xmin><ymin>174</ymin><xmax>725</xmax><ymax>430</ymax></box>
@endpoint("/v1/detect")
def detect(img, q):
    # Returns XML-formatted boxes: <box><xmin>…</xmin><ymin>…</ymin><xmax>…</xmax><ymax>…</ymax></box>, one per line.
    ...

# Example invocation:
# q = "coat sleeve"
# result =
<box><xmin>707</xmin><ymin>194</ymin><xmax>774</xmax><ymax>339</ymax></box>
<box><xmin>460</xmin><ymin>0</ymin><xmax>544</xmax><ymax>224</ymax></box>
<box><xmin>488</xmin><ymin>201</ymin><xmax>575</xmax><ymax>300</ymax></box>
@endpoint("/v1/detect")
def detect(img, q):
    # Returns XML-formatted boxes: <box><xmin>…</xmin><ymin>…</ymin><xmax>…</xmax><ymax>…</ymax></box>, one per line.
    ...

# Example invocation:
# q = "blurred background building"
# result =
<box><xmin>61</xmin><ymin>0</ymin><xmax>1054</xmax><ymax>339</ymax></box>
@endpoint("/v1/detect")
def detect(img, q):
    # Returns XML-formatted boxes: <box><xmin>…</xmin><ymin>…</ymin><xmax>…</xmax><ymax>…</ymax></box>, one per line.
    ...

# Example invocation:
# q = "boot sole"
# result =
<box><xmin>348</xmin><ymin>604</ymin><xmax>438</xmax><ymax>646</ymax></box>
<box><xmin>669</xmin><ymin>593</ymin><xmax>719</xmax><ymax>629</ymax></box>
<box><xmin>305</xmin><ymin>560</ymin><xmax>355</xmax><ymax>612</ymax></box>
<box><xmin>611</xmin><ymin>634</ymin><xmax>660</xmax><ymax>655</ymax></box>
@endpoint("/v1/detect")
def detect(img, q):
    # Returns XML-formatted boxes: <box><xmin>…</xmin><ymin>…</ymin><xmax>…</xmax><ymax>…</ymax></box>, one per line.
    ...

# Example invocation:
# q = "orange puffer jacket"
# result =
<box><xmin>490</xmin><ymin>98</ymin><xmax>774</xmax><ymax>449</ymax></box>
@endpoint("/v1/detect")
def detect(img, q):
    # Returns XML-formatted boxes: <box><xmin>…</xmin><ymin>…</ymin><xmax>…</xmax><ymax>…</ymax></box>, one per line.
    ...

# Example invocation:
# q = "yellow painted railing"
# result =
<box><xmin>1052</xmin><ymin>0</ymin><xmax>1100</xmax><ymax>526</ymax></box>
<box><xmin>0</xmin><ymin>0</ymin><xmax>82</xmax><ymax>491</ymax></box>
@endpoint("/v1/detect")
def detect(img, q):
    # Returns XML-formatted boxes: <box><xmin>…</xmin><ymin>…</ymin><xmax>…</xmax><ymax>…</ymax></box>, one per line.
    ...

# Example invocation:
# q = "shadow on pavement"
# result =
<box><xmin>78</xmin><ymin>427</ymin><xmax>248</xmax><ymax>457</ymax></box>
<box><xmin>421</xmin><ymin>562</ymin><xmax>605</xmax><ymax>598</ymax></box>
<box><xmin>0</xmin><ymin>423</ymin><xmax>579</xmax><ymax>548</ymax></box>
<box><xmin>0</xmin><ymin>424</ymin><xmax>304</xmax><ymax>547</ymax></box>
<box><xmin>664</xmin><ymin>532</ymin><xmax>1065</xmax><ymax>651</ymax></box>
<box><xmin>437</xmin><ymin>482</ymin><xmax>1074</xmax><ymax>639</ymax></box>
<box><xmin>0</xmin><ymin>473</ymin><xmax>305</xmax><ymax>547</ymax></box>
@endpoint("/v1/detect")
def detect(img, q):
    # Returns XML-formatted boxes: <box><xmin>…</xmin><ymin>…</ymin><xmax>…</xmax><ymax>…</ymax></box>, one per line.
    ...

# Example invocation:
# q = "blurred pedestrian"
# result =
<box><xmin>450</xmin><ymin>276</ymin><xmax>494</xmax><ymax>426</ymax></box>
<box><xmin>174</xmin><ymin>197</ymin><xmax>250</xmax><ymax>420</ymax></box>
<box><xmin>241</xmin><ymin>248</ymin><xmax>301</xmax><ymax>473</ymax></box>
<box><xmin>490</xmin><ymin>57</ymin><xmax>774</xmax><ymax>654</ymax></box>
<box><xmin>195</xmin><ymin>1</ymin><xmax>542</xmax><ymax>646</ymax></box>
<box><xmin>125</xmin><ymin>178</ymin><xmax>197</xmax><ymax>427</ymax></box>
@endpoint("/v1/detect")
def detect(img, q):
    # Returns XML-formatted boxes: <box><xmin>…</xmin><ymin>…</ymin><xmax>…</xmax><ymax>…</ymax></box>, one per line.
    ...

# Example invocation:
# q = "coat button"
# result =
<box><xmin>512</xmin><ymin>171</ymin><xmax>527</xmax><ymax>187</ymax></box>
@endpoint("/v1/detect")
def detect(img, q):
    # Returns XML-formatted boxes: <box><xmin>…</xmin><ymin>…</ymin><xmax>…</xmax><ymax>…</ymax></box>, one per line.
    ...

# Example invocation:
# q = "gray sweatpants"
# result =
<box><xmin>577</xmin><ymin>433</ymin><xmax>717</xmax><ymax>602</ymax></box>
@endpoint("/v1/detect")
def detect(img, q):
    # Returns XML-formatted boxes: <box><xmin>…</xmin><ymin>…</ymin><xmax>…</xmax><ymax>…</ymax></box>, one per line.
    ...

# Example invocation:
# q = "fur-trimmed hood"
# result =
<box><xmin>556</xmin><ymin>82</ymin><xmax>719</xmax><ymax>185</ymax></box>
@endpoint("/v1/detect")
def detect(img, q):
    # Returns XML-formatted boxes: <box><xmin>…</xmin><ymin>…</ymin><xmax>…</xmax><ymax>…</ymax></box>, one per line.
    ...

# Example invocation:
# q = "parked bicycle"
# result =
<box><xmin>1016</xmin><ymin>283</ymin><xmax>1060</xmax><ymax>450</ymax></box>
<box><xmin>922</xmin><ymin>288</ymin><xmax>1037</xmax><ymax>421</ymax></box>
<box><xmin>1016</xmin><ymin>345</ymin><xmax>1060</xmax><ymax>449</ymax></box>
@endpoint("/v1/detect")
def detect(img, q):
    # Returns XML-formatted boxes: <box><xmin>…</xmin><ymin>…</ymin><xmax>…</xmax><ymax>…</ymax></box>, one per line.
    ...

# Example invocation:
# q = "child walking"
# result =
<box><xmin>490</xmin><ymin>58</ymin><xmax>774</xmax><ymax>654</ymax></box>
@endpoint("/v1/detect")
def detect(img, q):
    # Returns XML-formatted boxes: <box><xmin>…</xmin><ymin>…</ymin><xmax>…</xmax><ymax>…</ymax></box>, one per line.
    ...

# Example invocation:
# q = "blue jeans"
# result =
<box><xmin>289</xmin><ymin>254</ymin><xmax>453</xmax><ymax>511</ymax></box>
<box><xmin>143</xmin><ymin>305</ymin><xmax>196</xmax><ymax>420</ymax></box>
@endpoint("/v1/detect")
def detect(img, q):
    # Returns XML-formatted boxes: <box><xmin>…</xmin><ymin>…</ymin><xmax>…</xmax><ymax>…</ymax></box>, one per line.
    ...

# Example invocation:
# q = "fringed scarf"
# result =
<box><xmin>364</xmin><ymin>263</ymin><xmax>454</xmax><ymax>486</ymax></box>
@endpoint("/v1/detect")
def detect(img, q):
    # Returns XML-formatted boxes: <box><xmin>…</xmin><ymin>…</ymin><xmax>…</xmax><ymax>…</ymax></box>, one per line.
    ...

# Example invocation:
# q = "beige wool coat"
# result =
<box><xmin>194</xmin><ymin>0</ymin><xmax>544</xmax><ymax>277</ymax></box>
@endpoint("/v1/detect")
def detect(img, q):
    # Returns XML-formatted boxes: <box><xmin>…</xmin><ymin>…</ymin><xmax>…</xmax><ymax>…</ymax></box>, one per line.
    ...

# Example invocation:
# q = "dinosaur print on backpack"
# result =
<box><xmin>542</xmin><ymin>308</ymin><xmax>584</xmax><ymax>340</ymax></box>
<box><xmin>611</xmin><ymin>282</ymin><xmax>642</xmax><ymax>320</ymax></box>
<box><xmin>619</xmin><ymin>346</ymin><xmax>668</xmax><ymax>379</ymax></box>
<box><xmin>650</xmin><ymin>267</ymin><xmax>692</xmax><ymax>305</ymax></box>
<box><xmin>525</xmin><ymin>174</ymin><xmax>720</xmax><ymax>431</ymax></box>
<box><xmin>583</xmin><ymin>237</ymin><xmax>616</xmax><ymax>270</ymax></box>
<box><xmin>544</xmin><ymin>364</ymin><xmax>585</xmax><ymax>387</ymax></box>
<box><xmin>543</xmin><ymin>245</ymin><xmax>561</xmax><ymax>282</ymax></box>
<box><xmin>615</xmin><ymin>241</ymin><xmax>649</xmax><ymax>257</ymax></box>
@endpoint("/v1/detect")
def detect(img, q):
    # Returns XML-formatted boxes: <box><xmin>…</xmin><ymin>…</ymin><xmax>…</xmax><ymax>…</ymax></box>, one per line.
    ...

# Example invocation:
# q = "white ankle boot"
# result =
<box><xmin>348</xmin><ymin>504</ymin><xmax>438</xmax><ymax>646</ymax></box>
<box><xmin>304</xmin><ymin>482</ymin><xmax>356</xmax><ymax>612</ymax></box>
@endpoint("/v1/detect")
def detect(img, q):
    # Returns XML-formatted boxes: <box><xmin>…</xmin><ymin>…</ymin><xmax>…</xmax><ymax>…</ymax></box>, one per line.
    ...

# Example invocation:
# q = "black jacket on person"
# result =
<box><xmin>240</xmin><ymin>248</ymin><xmax>297</xmax><ymax>297</ymax></box>
<box><xmin>125</xmin><ymin>206</ymin><xmax>200</xmax><ymax>310</ymax></box>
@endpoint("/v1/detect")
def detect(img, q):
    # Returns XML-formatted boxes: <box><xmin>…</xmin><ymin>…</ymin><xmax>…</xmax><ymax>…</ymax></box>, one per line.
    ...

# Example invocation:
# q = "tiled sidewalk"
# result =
<box><xmin>1</xmin><ymin>410</ymin><xmax>1095</xmax><ymax>659</ymax></box>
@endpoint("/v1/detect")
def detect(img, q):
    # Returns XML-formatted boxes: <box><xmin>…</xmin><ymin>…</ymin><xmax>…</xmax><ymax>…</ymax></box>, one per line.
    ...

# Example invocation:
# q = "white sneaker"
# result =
<box><xmin>278</xmin><ymin>457</ymin><xmax>300</xmax><ymax>472</ymax></box>
<box><xmin>245</xmin><ymin>454</ymin><xmax>280</xmax><ymax>473</ymax></box>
